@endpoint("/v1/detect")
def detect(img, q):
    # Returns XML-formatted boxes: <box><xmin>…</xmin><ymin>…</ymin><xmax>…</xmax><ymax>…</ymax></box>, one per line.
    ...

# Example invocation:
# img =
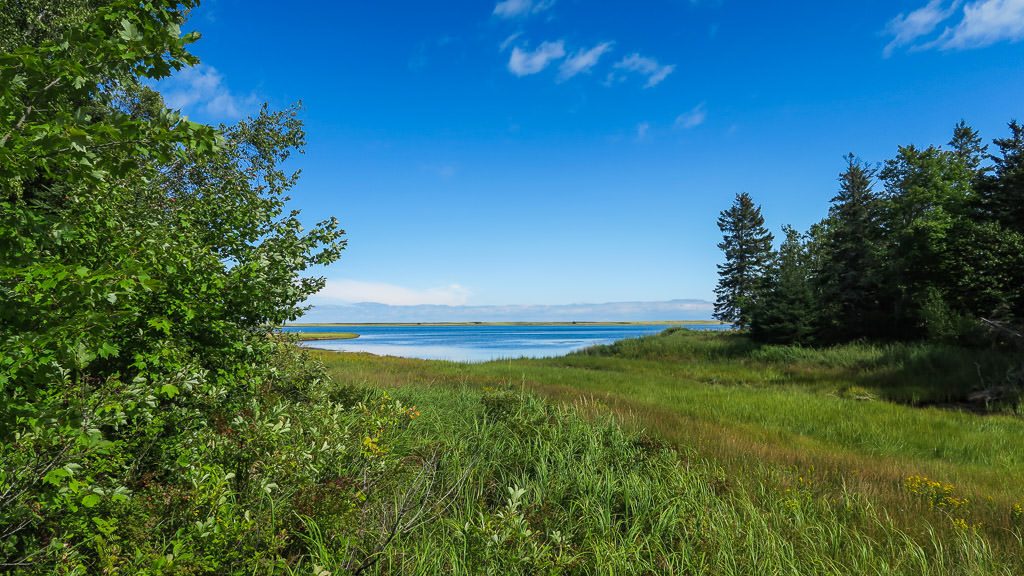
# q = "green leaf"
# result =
<box><xmin>148</xmin><ymin>317</ymin><xmax>172</xmax><ymax>335</ymax></box>
<box><xmin>97</xmin><ymin>342</ymin><xmax>119</xmax><ymax>359</ymax></box>
<box><xmin>81</xmin><ymin>494</ymin><xmax>101</xmax><ymax>508</ymax></box>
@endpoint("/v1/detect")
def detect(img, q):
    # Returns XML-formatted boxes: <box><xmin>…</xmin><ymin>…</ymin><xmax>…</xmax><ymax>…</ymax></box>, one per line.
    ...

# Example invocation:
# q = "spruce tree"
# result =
<box><xmin>714</xmin><ymin>192</ymin><xmax>774</xmax><ymax>329</ymax></box>
<box><xmin>818</xmin><ymin>154</ymin><xmax>886</xmax><ymax>340</ymax></box>
<box><xmin>978</xmin><ymin>120</ymin><xmax>1024</xmax><ymax>234</ymax></box>
<box><xmin>949</xmin><ymin>120</ymin><xmax>987</xmax><ymax>176</ymax></box>
<box><xmin>751</xmin><ymin>226</ymin><xmax>815</xmax><ymax>344</ymax></box>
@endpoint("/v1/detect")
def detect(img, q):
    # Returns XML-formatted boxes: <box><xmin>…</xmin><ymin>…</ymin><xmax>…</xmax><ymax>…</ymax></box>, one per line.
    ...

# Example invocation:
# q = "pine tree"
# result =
<box><xmin>751</xmin><ymin>226</ymin><xmax>815</xmax><ymax>343</ymax></box>
<box><xmin>714</xmin><ymin>192</ymin><xmax>774</xmax><ymax>329</ymax></box>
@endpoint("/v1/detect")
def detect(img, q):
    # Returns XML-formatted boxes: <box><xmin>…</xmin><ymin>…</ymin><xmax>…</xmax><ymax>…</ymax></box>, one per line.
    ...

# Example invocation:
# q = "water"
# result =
<box><xmin>281</xmin><ymin>324</ymin><xmax>729</xmax><ymax>363</ymax></box>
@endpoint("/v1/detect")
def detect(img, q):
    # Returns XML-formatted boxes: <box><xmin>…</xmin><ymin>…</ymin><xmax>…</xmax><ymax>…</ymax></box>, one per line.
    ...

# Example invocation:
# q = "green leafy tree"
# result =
<box><xmin>751</xmin><ymin>225</ymin><xmax>815</xmax><ymax>344</ymax></box>
<box><xmin>713</xmin><ymin>192</ymin><xmax>774</xmax><ymax>329</ymax></box>
<box><xmin>0</xmin><ymin>0</ymin><xmax>99</xmax><ymax>53</ymax></box>
<box><xmin>0</xmin><ymin>0</ymin><xmax>346</xmax><ymax>568</ymax></box>
<box><xmin>878</xmin><ymin>144</ymin><xmax>974</xmax><ymax>336</ymax></box>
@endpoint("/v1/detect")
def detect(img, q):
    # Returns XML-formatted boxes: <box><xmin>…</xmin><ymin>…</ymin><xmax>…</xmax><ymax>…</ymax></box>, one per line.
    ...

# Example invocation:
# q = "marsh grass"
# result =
<box><xmin>315</xmin><ymin>329</ymin><xmax>1024</xmax><ymax>569</ymax></box>
<box><xmin>289</xmin><ymin>385</ymin><xmax>1020</xmax><ymax>574</ymax></box>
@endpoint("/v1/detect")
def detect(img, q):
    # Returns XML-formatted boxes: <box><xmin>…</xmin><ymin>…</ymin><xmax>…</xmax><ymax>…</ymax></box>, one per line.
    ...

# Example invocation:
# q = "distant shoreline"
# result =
<box><xmin>288</xmin><ymin>331</ymin><xmax>360</xmax><ymax>341</ymax></box>
<box><xmin>286</xmin><ymin>320</ymin><xmax>725</xmax><ymax>327</ymax></box>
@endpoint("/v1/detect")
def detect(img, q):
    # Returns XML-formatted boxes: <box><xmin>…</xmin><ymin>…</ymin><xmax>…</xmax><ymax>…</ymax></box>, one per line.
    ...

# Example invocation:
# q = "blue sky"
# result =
<box><xmin>159</xmin><ymin>0</ymin><xmax>1024</xmax><ymax>310</ymax></box>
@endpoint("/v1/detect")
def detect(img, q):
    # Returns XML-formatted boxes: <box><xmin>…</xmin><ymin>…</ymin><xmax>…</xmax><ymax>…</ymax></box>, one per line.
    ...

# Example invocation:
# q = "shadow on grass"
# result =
<box><xmin>574</xmin><ymin>328</ymin><xmax>1021</xmax><ymax>412</ymax></box>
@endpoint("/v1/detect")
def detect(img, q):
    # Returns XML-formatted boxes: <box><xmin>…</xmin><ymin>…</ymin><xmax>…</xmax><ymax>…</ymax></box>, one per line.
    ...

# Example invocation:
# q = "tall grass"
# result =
<box><xmin>291</xmin><ymin>385</ymin><xmax>1021</xmax><ymax>574</ymax></box>
<box><xmin>315</xmin><ymin>329</ymin><xmax>1024</xmax><ymax>568</ymax></box>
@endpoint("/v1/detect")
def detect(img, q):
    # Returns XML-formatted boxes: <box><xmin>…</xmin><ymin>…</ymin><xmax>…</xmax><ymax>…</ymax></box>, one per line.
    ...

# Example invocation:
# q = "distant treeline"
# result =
<box><xmin>714</xmin><ymin>121</ymin><xmax>1024</xmax><ymax>346</ymax></box>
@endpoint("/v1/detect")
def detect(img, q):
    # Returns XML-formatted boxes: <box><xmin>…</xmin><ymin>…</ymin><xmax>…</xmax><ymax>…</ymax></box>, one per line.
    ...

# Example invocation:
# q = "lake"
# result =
<box><xmin>281</xmin><ymin>324</ymin><xmax>730</xmax><ymax>362</ymax></box>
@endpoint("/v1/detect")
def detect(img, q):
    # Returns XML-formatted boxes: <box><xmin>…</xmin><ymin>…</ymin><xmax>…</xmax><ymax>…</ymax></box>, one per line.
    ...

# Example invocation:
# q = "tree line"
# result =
<box><xmin>714</xmin><ymin>121</ymin><xmax>1024</xmax><ymax>346</ymax></box>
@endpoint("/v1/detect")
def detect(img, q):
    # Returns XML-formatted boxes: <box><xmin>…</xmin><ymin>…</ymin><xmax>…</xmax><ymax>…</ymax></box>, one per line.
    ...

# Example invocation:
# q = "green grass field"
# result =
<box><xmin>313</xmin><ymin>328</ymin><xmax>1024</xmax><ymax>571</ymax></box>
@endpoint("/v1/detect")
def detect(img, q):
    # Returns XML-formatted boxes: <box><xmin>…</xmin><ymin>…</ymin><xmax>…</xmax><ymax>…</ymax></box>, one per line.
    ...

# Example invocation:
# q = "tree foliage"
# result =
<box><xmin>0</xmin><ymin>1</ymin><xmax>349</xmax><ymax>570</ymax></box>
<box><xmin>750</xmin><ymin>226</ymin><xmax>814</xmax><ymax>344</ymax></box>
<box><xmin>713</xmin><ymin>192</ymin><xmax>773</xmax><ymax>329</ymax></box>
<box><xmin>718</xmin><ymin>123</ymin><xmax>1024</xmax><ymax>346</ymax></box>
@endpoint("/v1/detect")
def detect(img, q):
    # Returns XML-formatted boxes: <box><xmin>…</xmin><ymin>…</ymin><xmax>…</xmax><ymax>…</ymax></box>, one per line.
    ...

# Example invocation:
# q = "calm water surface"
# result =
<box><xmin>281</xmin><ymin>324</ymin><xmax>729</xmax><ymax>362</ymax></box>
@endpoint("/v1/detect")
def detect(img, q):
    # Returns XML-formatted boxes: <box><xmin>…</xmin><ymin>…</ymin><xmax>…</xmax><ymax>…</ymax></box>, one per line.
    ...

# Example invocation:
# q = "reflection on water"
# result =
<box><xmin>282</xmin><ymin>324</ymin><xmax>729</xmax><ymax>363</ymax></box>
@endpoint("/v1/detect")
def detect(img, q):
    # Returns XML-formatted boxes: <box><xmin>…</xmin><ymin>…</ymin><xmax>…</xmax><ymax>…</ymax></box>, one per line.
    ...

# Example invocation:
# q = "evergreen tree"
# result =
<box><xmin>943</xmin><ymin>219</ymin><xmax>1024</xmax><ymax>325</ymax></box>
<box><xmin>978</xmin><ymin>120</ymin><xmax>1024</xmax><ymax>234</ymax></box>
<box><xmin>818</xmin><ymin>154</ymin><xmax>886</xmax><ymax>340</ymax></box>
<box><xmin>949</xmin><ymin>120</ymin><xmax>987</xmax><ymax>176</ymax></box>
<box><xmin>714</xmin><ymin>192</ymin><xmax>774</xmax><ymax>328</ymax></box>
<box><xmin>751</xmin><ymin>226</ymin><xmax>815</xmax><ymax>344</ymax></box>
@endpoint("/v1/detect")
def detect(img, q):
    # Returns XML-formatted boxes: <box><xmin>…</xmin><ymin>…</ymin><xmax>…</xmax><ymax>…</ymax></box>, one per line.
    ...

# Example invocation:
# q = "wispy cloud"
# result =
<box><xmin>508</xmin><ymin>40</ymin><xmax>566</xmax><ymax>76</ymax></box>
<box><xmin>558</xmin><ymin>42</ymin><xmax>614</xmax><ymax>80</ymax></box>
<box><xmin>314</xmin><ymin>279</ymin><xmax>472</xmax><ymax>306</ymax></box>
<box><xmin>157</xmin><ymin>64</ymin><xmax>257</xmax><ymax>120</ymax></box>
<box><xmin>499</xmin><ymin>31</ymin><xmax>523</xmax><ymax>51</ymax></box>
<box><xmin>883</xmin><ymin>0</ymin><xmax>1024</xmax><ymax>54</ymax></box>
<box><xmin>611</xmin><ymin>53</ymin><xmax>675</xmax><ymax>88</ymax></box>
<box><xmin>493</xmin><ymin>0</ymin><xmax>555</xmax><ymax>18</ymax></box>
<box><xmin>883</xmin><ymin>0</ymin><xmax>961</xmax><ymax>56</ymax></box>
<box><xmin>674</xmin><ymin>103</ymin><xmax>707</xmax><ymax>129</ymax></box>
<box><xmin>935</xmin><ymin>0</ymin><xmax>1024</xmax><ymax>49</ymax></box>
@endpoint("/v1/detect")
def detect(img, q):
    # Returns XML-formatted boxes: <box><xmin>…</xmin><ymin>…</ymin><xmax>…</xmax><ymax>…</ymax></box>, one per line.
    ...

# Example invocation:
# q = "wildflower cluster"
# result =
<box><xmin>903</xmin><ymin>475</ymin><xmax>970</xmax><ymax>513</ymax></box>
<box><xmin>903</xmin><ymin>475</ymin><xmax>978</xmax><ymax>530</ymax></box>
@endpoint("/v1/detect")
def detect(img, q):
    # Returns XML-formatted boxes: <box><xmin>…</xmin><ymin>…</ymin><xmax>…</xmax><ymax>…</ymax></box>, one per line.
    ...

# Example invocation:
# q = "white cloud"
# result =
<box><xmin>315</xmin><ymin>279</ymin><xmax>472</xmax><ymax>306</ymax></box>
<box><xmin>612</xmin><ymin>53</ymin><xmax>675</xmax><ymax>88</ymax></box>
<box><xmin>674</xmin><ymin>103</ymin><xmax>707</xmax><ymax>129</ymax></box>
<box><xmin>558</xmin><ymin>42</ymin><xmax>614</xmax><ymax>80</ymax></box>
<box><xmin>936</xmin><ymin>0</ymin><xmax>1024</xmax><ymax>48</ymax></box>
<box><xmin>508</xmin><ymin>41</ymin><xmax>566</xmax><ymax>76</ymax></box>
<box><xmin>883</xmin><ymin>0</ymin><xmax>960</xmax><ymax>56</ymax></box>
<box><xmin>493</xmin><ymin>0</ymin><xmax>555</xmax><ymax>18</ymax></box>
<box><xmin>157</xmin><ymin>64</ymin><xmax>257</xmax><ymax>120</ymax></box>
<box><xmin>884</xmin><ymin>0</ymin><xmax>1024</xmax><ymax>53</ymax></box>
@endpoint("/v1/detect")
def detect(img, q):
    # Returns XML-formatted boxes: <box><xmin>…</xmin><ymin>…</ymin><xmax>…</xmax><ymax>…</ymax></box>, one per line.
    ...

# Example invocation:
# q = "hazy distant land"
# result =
<box><xmin>298</xmin><ymin>298</ymin><xmax>715</xmax><ymax>324</ymax></box>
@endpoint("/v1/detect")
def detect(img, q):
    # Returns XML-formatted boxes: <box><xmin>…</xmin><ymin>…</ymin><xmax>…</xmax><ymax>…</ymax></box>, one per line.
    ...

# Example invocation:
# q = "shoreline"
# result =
<box><xmin>289</xmin><ymin>332</ymin><xmax>360</xmax><ymax>341</ymax></box>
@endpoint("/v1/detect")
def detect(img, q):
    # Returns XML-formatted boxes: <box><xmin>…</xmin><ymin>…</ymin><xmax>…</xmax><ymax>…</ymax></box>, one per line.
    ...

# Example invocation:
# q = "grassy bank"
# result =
<box><xmin>316</xmin><ymin>329</ymin><xmax>1024</xmax><ymax>569</ymax></box>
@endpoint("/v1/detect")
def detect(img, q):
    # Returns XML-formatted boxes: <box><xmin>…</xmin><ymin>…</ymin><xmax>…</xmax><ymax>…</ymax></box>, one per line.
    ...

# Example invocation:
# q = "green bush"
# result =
<box><xmin>0</xmin><ymin>1</ymin><xmax>345</xmax><ymax>571</ymax></box>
